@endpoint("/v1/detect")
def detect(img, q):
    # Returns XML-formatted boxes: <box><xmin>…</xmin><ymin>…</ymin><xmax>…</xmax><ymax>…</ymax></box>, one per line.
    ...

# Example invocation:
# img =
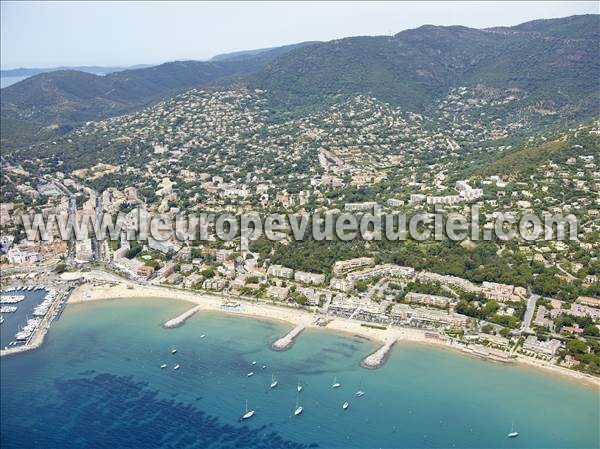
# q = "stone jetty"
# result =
<box><xmin>163</xmin><ymin>305</ymin><xmax>202</xmax><ymax>329</ymax></box>
<box><xmin>360</xmin><ymin>339</ymin><xmax>396</xmax><ymax>369</ymax></box>
<box><xmin>272</xmin><ymin>325</ymin><xmax>305</xmax><ymax>351</ymax></box>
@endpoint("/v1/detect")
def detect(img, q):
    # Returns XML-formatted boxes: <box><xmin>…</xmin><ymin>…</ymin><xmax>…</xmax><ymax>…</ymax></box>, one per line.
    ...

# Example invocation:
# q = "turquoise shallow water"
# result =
<box><xmin>1</xmin><ymin>298</ymin><xmax>598</xmax><ymax>449</ymax></box>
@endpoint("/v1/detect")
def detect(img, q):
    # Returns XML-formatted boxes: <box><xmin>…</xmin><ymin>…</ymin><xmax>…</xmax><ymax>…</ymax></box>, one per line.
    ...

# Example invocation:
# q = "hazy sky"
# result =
<box><xmin>1</xmin><ymin>1</ymin><xmax>597</xmax><ymax>69</ymax></box>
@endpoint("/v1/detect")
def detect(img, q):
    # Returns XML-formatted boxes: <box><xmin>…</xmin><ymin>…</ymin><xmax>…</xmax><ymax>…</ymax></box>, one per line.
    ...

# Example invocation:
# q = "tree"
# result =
<box><xmin>355</xmin><ymin>281</ymin><xmax>368</xmax><ymax>293</ymax></box>
<box><xmin>567</xmin><ymin>339</ymin><xmax>588</xmax><ymax>355</ymax></box>
<box><xmin>499</xmin><ymin>327</ymin><xmax>511</xmax><ymax>338</ymax></box>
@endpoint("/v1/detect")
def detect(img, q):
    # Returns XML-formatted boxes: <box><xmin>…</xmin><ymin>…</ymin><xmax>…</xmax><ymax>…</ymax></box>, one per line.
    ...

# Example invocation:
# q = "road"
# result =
<box><xmin>521</xmin><ymin>294</ymin><xmax>538</xmax><ymax>333</ymax></box>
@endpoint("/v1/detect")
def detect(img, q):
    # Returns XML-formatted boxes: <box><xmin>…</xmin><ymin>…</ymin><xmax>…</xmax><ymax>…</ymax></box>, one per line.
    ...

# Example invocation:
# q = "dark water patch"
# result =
<box><xmin>318</xmin><ymin>347</ymin><xmax>356</xmax><ymax>359</ymax></box>
<box><xmin>1</xmin><ymin>373</ymin><xmax>315</xmax><ymax>449</ymax></box>
<box><xmin>331</xmin><ymin>340</ymin><xmax>363</xmax><ymax>352</ymax></box>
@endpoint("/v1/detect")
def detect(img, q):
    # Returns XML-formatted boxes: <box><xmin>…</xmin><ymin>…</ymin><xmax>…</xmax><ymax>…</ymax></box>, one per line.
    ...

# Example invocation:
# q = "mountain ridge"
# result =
<box><xmin>2</xmin><ymin>14</ymin><xmax>598</xmax><ymax>151</ymax></box>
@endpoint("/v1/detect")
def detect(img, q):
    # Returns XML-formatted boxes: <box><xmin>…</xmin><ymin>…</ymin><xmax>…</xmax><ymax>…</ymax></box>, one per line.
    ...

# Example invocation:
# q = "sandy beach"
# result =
<box><xmin>67</xmin><ymin>280</ymin><xmax>600</xmax><ymax>388</ymax></box>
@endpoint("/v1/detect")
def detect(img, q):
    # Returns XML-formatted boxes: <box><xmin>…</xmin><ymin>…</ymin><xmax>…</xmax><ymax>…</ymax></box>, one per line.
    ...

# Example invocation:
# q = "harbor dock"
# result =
<box><xmin>1</xmin><ymin>287</ymin><xmax>71</xmax><ymax>358</ymax></box>
<box><xmin>163</xmin><ymin>305</ymin><xmax>203</xmax><ymax>329</ymax></box>
<box><xmin>272</xmin><ymin>325</ymin><xmax>305</xmax><ymax>351</ymax></box>
<box><xmin>360</xmin><ymin>339</ymin><xmax>396</xmax><ymax>369</ymax></box>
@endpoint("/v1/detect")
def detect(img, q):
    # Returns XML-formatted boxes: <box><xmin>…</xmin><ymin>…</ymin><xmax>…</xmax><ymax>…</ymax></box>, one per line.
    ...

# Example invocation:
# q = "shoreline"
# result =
<box><xmin>66</xmin><ymin>281</ymin><xmax>600</xmax><ymax>388</ymax></box>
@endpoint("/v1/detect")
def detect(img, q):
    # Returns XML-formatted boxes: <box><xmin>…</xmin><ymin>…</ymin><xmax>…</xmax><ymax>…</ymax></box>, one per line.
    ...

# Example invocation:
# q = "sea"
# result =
<box><xmin>0</xmin><ymin>76</ymin><xmax>28</xmax><ymax>88</ymax></box>
<box><xmin>1</xmin><ymin>298</ymin><xmax>598</xmax><ymax>449</ymax></box>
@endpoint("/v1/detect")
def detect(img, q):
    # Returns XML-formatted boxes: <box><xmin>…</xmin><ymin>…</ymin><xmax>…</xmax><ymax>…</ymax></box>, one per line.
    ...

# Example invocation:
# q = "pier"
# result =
<box><xmin>163</xmin><ymin>305</ymin><xmax>202</xmax><ymax>329</ymax></box>
<box><xmin>272</xmin><ymin>325</ymin><xmax>305</xmax><ymax>351</ymax></box>
<box><xmin>360</xmin><ymin>339</ymin><xmax>396</xmax><ymax>369</ymax></box>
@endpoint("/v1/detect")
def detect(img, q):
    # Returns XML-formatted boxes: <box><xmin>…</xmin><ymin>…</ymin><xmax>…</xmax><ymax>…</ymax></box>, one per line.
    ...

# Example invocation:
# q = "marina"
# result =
<box><xmin>0</xmin><ymin>306</ymin><xmax>18</xmax><ymax>313</ymax></box>
<box><xmin>0</xmin><ymin>284</ymin><xmax>69</xmax><ymax>352</ymax></box>
<box><xmin>0</xmin><ymin>295</ymin><xmax>25</xmax><ymax>304</ymax></box>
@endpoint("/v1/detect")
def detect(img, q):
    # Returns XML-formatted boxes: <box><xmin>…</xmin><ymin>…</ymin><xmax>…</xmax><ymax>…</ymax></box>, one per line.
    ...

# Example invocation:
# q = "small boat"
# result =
<box><xmin>507</xmin><ymin>421</ymin><xmax>519</xmax><ymax>438</ymax></box>
<box><xmin>173</xmin><ymin>364</ymin><xmax>180</xmax><ymax>370</ymax></box>
<box><xmin>261</xmin><ymin>365</ymin><xmax>267</xmax><ymax>370</ymax></box>
<box><xmin>294</xmin><ymin>393</ymin><xmax>303</xmax><ymax>416</ymax></box>
<box><xmin>247</xmin><ymin>372</ymin><xmax>254</xmax><ymax>377</ymax></box>
<box><xmin>241</xmin><ymin>400</ymin><xmax>255</xmax><ymax>420</ymax></box>
<box><xmin>342</xmin><ymin>401</ymin><xmax>349</xmax><ymax>410</ymax></box>
<box><xmin>355</xmin><ymin>390</ymin><xmax>365</xmax><ymax>397</ymax></box>
<box><xmin>160</xmin><ymin>364</ymin><xmax>167</xmax><ymax>369</ymax></box>
<box><xmin>171</xmin><ymin>348</ymin><xmax>177</xmax><ymax>354</ymax></box>
<box><xmin>332</xmin><ymin>376</ymin><xmax>341</xmax><ymax>388</ymax></box>
<box><xmin>270</xmin><ymin>375</ymin><xmax>278</xmax><ymax>389</ymax></box>
<box><xmin>200</xmin><ymin>334</ymin><xmax>206</xmax><ymax>338</ymax></box>
<box><xmin>297</xmin><ymin>380</ymin><xmax>302</xmax><ymax>393</ymax></box>
<box><xmin>251</xmin><ymin>361</ymin><xmax>257</xmax><ymax>366</ymax></box>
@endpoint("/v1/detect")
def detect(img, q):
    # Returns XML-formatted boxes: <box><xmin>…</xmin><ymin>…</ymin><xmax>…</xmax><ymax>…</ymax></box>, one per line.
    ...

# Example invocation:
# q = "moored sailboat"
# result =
<box><xmin>241</xmin><ymin>400</ymin><xmax>255</xmax><ymax>420</ymax></box>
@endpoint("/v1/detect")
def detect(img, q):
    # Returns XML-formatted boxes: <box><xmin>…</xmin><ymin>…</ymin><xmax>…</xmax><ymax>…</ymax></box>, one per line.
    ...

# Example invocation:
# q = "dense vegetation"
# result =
<box><xmin>2</xmin><ymin>15</ymin><xmax>598</xmax><ymax>156</ymax></box>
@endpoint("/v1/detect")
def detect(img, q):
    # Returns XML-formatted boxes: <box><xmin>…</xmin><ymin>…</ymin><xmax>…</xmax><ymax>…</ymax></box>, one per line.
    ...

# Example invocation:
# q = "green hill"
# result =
<box><xmin>249</xmin><ymin>15</ymin><xmax>599</xmax><ymax>118</ymax></box>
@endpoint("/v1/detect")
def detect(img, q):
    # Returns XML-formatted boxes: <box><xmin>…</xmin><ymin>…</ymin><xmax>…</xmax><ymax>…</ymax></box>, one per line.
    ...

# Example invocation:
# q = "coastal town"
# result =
<box><xmin>1</xmin><ymin>88</ymin><xmax>599</xmax><ymax>380</ymax></box>
<box><xmin>2</xmin><ymin>6</ymin><xmax>600</xmax><ymax>449</ymax></box>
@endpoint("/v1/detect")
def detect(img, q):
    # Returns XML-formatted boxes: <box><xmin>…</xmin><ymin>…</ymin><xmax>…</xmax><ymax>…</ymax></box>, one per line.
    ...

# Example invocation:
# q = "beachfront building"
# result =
<box><xmin>327</xmin><ymin>295</ymin><xmax>362</xmax><ymax>318</ymax></box>
<box><xmin>137</xmin><ymin>265</ymin><xmax>154</xmax><ymax>280</ymax></box>
<box><xmin>523</xmin><ymin>336</ymin><xmax>562</xmax><ymax>357</ymax></box>
<box><xmin>296</xmin><ymin>287</ymin><xmax>328</xmax><ymax>306</ymax></box>
<box><xmin>203</xmin><ymin>278</ymin><xmax>226</xmax><ymax>290</ymax></box>
<box><xmin>354</xmin><ymin>301</ymin><xmax>391</xmax><ymax>324</ymax></box>
<box><xmin>267</xmin><ymin>286</ymin><xmax>289</xmax><ymax>301</ymax></box>
<box><xmin>391</xmin><ymin>304</ymin><xmax>468</xmax><ymax>328</ymax></box>
<box><xmin>113</xmin><ymin>257</ymin><xmax>144</xmax><ymax>279</ymax></box>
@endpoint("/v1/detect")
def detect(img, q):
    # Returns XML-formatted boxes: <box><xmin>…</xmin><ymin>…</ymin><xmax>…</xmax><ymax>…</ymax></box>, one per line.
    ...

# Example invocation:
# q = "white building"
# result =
<box><xmin>523</xmin><ymin>336</ymin><xmax>561</xmax><ymax>357</ymax></box>
<box><xmin>267</xmin><ymin>264</ymin><xmax>294</xmax><ymax>279</ymax></box>
<box><xmin>294</xmin><ymin>271</ymin><xmax>325</xmax><ymax>285</ymax></box>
